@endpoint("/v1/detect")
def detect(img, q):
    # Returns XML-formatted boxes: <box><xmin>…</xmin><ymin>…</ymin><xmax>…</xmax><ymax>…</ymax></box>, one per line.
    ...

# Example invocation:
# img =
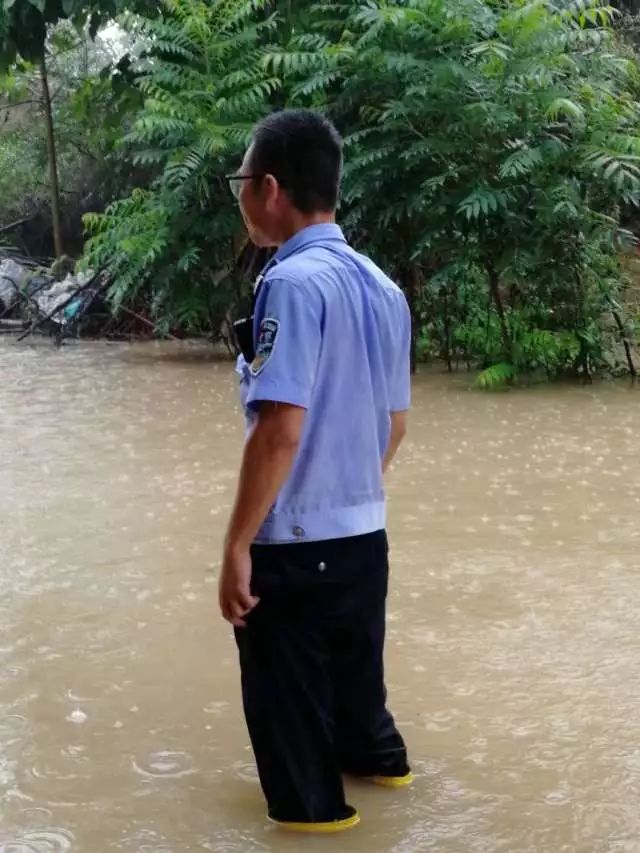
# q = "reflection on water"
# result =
<box><xmin>2</xmin><ymin>339</ymin><xmax>640</xmax><ymax>851</ymax></box>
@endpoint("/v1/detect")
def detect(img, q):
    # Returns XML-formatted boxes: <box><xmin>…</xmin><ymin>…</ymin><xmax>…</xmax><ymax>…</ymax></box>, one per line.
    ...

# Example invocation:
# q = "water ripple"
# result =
<box><xmin>0</xmin><ymin>828</ymin><xmax>74</xmax><ymax>853</ymax></box>
<box><xmin>132</xmin><ymin>750</ymin><xmax>196</xmax><ymax>779</ymax></box>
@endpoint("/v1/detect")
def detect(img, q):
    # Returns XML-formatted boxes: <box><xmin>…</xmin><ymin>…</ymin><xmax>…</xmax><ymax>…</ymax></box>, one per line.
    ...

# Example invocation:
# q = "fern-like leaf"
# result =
<box><xmin>475</xmin><ymin>362</ymin><xmax>516</xmax><ymax>389</ymax></box>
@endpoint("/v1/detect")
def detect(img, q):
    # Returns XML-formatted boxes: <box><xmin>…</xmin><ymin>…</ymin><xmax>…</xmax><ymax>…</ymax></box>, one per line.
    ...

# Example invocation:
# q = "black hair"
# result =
<box><xmin>249</xmin><ymin>109</ymin><xmax>343</xmax><ymax>213</ymax></box>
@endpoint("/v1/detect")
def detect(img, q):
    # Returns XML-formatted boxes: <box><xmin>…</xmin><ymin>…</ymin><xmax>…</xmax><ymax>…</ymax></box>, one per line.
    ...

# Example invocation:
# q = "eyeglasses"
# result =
<box><xmin>225</xmin><ymin>173</ymin><xmax>264</xmax><ymax>200</ymax></box>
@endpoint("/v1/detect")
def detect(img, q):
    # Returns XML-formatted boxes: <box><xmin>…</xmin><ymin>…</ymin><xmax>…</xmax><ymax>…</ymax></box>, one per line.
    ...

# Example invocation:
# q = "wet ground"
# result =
<box><xmin>2</xmin><ymin>340</ymin><xmax>640</xmax><ymax>852</ymax></box>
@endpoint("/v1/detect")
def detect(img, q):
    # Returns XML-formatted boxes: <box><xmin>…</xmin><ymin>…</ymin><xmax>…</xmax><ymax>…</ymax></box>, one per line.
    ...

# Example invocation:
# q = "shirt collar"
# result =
<box><xmin>273</xmin><ymin>223</ymin><xmax>347</xmax><ymax>264</ymax></box>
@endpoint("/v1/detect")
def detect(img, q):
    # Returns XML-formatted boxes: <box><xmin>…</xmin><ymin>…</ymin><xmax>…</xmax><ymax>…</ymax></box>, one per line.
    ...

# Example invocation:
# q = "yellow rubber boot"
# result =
<box><xmin>269</xmin><ymin>805</ymin><xmax>360</xmax><ymax>833</ymax></box>
<box><xmin>370</xmin><ymin>772</ymin><xmax>415</xmax><ymax>788</ymax></box>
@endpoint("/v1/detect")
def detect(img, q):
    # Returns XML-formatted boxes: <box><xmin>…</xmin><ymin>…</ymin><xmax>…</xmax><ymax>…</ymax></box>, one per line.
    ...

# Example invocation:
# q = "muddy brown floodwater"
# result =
<box><xmin>2</xmin><ymin>340</ymin><xmax>640</xmax><ymax>852</ymax></box>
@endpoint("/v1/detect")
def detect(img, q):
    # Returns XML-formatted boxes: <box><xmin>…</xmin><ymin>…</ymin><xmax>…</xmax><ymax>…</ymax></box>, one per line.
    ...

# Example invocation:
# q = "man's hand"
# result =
<box><xmin>218</xmin><ymin>546</ymin><xmax>260</xmax><ymax>628</ymax></box>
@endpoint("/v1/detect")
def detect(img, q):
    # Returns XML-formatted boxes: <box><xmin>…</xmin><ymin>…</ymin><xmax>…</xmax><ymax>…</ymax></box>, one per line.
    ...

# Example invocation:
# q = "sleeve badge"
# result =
<box><xmin>249</xmin><ymin>318</ymin><xmax>280</xmax><ymax>376</ymax></box>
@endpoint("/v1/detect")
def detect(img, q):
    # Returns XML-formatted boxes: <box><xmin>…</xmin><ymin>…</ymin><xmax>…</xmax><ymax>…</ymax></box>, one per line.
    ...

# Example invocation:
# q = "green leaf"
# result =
<box><xmin>546</xmin><ymin>98</ymin><xmax>584</xmax><ymax>121</ymax></box>
<box><xmin>475</xmin><ymin>363</ymin><xmax>516</xmax><ymax>390</ymax></box>
<box><xmin>499</xmin><ymin>147</ymin><xmax>544</xmax><ymax>179</ymax></box>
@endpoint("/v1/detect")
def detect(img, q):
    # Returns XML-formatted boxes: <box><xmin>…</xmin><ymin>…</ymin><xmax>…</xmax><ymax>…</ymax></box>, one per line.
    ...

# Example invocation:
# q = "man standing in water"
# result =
<box><xmin>219</xmin><ymin>109</ymin><xmax>412</xmax><ymax>832</ymax></box>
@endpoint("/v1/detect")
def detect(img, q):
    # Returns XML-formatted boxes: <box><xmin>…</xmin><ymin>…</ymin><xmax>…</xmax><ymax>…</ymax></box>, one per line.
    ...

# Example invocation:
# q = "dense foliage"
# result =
<box><xmin>0</xmin><ymin>24</ymin><xmax>136</xmax><ymax>255</ymax></box>
<box><xmin>84</xmin><ymin>0</ymin><xmax>278</xmax><ymax>335</ymax></box>
<box><xmin>2</xmin><ymin>0</ymin><xmax>640</xmax><ymax>382</ymax></box>
<box><xmin>275</xmin><ymin>0</ymin><xmax>640</xmax><ymax>381</ymax></box>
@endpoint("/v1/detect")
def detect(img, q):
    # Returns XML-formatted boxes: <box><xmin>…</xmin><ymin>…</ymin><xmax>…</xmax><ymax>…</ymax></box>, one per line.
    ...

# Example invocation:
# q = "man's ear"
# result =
<box><xmin>262</xmin><ymin>173</ymin><xmax>280</xmax><ymax>213</ymax></box>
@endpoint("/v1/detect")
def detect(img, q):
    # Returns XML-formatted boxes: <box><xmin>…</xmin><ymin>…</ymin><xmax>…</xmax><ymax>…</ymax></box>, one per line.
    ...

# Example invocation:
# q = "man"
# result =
<box><xmin>219</xmin><ymin>109</ymin><xmax>412</xmax><ymax>833</ymax></box>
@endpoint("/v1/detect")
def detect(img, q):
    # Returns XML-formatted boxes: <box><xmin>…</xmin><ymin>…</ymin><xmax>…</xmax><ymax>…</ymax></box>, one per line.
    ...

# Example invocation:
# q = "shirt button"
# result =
<box><xmin>318</xmin><ymin>562</ymin><xmax>327</xmax><ymax>572</ymax></box>
<box><xmin>292</xmin><ymin>525</ymin><xmax>305</xmax><ymax>539</ymax></box>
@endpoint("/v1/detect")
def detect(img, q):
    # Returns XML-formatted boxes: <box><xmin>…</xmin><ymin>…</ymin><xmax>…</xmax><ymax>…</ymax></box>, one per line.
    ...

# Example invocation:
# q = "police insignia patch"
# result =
<box><xmin>250</xmin><ymin>317</ymin><xmax>279</xmax><ymax>376</ymax></box>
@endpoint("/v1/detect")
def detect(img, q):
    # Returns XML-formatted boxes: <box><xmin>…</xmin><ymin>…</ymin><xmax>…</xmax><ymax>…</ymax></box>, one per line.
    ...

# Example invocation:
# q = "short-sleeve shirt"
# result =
<box><xmin>236</xmin><ymin>223</ymin><xmax>411</xmax><ymax>544</ymax></box>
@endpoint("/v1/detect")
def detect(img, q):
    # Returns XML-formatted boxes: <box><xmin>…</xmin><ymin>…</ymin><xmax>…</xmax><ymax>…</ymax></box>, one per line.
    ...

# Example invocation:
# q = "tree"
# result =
<box><xmin>82</xmin><ymin>0</ymin><xmax>279</xmax><ymax>337</ymax></box>
<box><xmin>73</xmin><ymin>0</ymin><xmax>640</xmax><ymax>377</ymax></box>
<box><xmin>0</xmin><ymin>24</ymin><xmax>146</xmax><ymax>260</ymax></box>
<box><xmin>273</xmin><ymin>0</ymin><xmax>640</xmax><ymax>380</ymax></box>
<box><xmin>0</xmin><ymin>0</ymin><xmax>157</xmax><ymax>257</ymax></box>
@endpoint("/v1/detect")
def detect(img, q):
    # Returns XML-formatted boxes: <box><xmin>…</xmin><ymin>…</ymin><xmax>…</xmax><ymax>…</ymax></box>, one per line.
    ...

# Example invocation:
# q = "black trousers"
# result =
<box><xmin>234</xmin><ymin>530</ymin><xmax>409</xmax><ymax>823</ymax></box>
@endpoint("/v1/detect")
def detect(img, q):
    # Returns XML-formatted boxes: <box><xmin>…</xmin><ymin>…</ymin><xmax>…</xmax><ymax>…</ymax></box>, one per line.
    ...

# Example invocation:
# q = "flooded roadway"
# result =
<box><xmin>1</xmin><ymin>340</ymin><xmax>640</xmax><ymax>852</ymax></box>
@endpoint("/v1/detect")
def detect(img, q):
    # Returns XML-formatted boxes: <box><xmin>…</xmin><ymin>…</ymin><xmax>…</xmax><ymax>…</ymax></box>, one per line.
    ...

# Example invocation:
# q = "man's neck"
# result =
<box><xmin>276</xmin><ymin>211</ymin><xmax>335</xmax><ymax>247</ymax></box>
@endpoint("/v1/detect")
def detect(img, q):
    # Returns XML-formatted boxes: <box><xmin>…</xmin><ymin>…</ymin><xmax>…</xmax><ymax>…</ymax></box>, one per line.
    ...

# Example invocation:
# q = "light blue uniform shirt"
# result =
<box><xmin>237</xmin><ymin>223</ymin><xmax>411</xmax><ymax>544</ymax></box>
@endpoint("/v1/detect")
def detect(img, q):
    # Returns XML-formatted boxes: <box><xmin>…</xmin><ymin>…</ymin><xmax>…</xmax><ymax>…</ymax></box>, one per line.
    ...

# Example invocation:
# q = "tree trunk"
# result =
<box><xmin>441</xmin><ymin>287</ymin><xmax>452</xmax><ymax>372</ymax></box>
<box><xmin>608</xmin><ymin>298</ymin><xmax>637</xmax><ymax>377</ymax></box>
<box><xmin>39</xmin><ymin>54</ymin><xmax>63</xmax><ymax>258</ymax></box>
<box><xmin>486</xmin><ymin>261</ymin><xmax>510</xmax><ymax>360</ymax></box>
<box><xmin>401</xmin><ymin>263</ymin><xmax>421</xmax><ymax>374</ymax></box>
<box><xmin>573</xmin><ymin>269</ymin><xmax>591</xmax><ymax>379</ymax></box>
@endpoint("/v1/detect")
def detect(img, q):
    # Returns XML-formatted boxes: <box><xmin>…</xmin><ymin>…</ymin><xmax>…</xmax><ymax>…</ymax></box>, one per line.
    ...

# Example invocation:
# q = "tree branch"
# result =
<box><xmin>118</xmin><ymin>305</ymin><xmax>180</xmax><ymax>340</ymax></box>
<box><xmin>0</xmin><ymin>214</ymin><xmax>37</xmax><ymax>234</ymax></box>
<box><xmin>0</xmin><ymin>99</ymin><xmax>41</xmax><ymax>110</ymax></box>
<box><xmin>64</xmin><ymin>136</ymin><xmax>98</xmax><ymax>161</ymax></box>
<box><xmin>17</xmin><ymin>271</ymin><xmax>107</xmax><ymax>342</ymax></box>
